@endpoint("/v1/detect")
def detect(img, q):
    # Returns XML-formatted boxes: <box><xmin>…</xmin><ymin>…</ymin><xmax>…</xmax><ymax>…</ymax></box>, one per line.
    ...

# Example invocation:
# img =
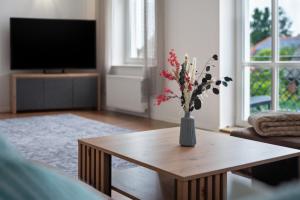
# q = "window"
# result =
<box><xmin>237</xmin><ymin>0</ymin><xmax>300</xmax><ymax>124</ymax></box>
<box><xmin>126</xmin><ymin>0</ymin><xmax>156</xmax><ymax>63</ymax></box>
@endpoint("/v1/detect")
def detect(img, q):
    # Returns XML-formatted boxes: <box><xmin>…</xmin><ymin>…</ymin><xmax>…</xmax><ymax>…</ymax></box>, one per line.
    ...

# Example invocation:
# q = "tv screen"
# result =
<box><xmin>10</xmin><ymin>18</ymin><xmax>96</xmax><ymax>70</ymax></box>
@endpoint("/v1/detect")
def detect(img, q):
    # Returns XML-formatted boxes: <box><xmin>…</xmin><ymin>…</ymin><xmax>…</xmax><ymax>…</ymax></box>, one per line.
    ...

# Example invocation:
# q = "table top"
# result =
<box><xmin>79</xmin><ymin>127</ymin><xmax>300</xmax><ymax>180</ymax></box>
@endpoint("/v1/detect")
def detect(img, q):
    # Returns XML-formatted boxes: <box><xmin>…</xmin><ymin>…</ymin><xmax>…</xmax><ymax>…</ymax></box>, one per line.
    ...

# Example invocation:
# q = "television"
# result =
<box><xmin>10</xmin><ymin>18</ymin><xmax>96</xmax><ymax>70</ymax></box>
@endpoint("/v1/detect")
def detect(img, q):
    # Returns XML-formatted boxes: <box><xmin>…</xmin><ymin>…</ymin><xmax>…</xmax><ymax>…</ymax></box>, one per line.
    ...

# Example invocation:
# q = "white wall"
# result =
<box><xmin>219</xmin><ymin>0</ymin><xmax>236</xmax><ymax>128</ymax></box>
<box><xmin>0</xmin><ymin>0</ymin><xmax>95</xmax><ymax>112</ymax></box>
<box><xmin>151</xmin><ymin>0</ymin><xmax>235</xmax><ymax>130</ymax></box>
<box><xmin>152</xmin><ymin>0</ymin><xmax>220</xmax><ymax>130</ymax></box>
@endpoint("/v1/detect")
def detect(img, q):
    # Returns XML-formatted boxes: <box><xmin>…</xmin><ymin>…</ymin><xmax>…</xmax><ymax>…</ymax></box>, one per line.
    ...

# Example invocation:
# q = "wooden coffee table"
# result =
<box><xmin>78</xmin><ymin>128</ymin><xmax>300</xmax><ymax>200</ymax></box>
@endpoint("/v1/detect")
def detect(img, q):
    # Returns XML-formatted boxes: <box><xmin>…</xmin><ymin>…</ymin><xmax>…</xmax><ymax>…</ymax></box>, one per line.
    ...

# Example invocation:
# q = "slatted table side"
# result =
<box><xmin>79</xmin><ymin>140</ymin><xmax>228</xmax><ymax>200</ymax></box>
<box><xmin>175</xmin><ymin>173</ymin><xmax>227</xmax><ymax>200</ymax></box>
<box><xmin>78</xmin><ymin>142</ymin><xmax>112</xmax><ymax>195</ymax></box>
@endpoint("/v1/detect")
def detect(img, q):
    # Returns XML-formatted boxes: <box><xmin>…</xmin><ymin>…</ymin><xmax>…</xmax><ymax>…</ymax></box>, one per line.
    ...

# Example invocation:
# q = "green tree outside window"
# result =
<box><xmin>250</xmin><ymin>7</ymin><xmax>300</xmax><ymax>113</ymax></box>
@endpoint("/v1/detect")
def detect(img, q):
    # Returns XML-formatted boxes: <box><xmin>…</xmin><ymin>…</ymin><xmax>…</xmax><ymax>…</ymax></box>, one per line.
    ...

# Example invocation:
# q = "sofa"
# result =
<box><xmin>0</xmin><ymin>135</ymin><xmax>112</xmax><ymax>200</ymax></box>
<box><xmin>231</xmin><ymin>127</ymin><xmax>300</xmax><ymax>186</ymax></box>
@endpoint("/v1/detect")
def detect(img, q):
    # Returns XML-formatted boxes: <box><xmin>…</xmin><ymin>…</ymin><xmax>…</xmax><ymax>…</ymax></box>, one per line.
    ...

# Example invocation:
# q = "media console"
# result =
<box><xmin>11</xmin><ymin>73</ymin><xmax>100</xmax><ymax>114</ymax></box>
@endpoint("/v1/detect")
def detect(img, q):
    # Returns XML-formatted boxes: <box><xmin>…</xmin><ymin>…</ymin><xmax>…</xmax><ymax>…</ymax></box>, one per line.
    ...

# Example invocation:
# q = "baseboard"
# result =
<box><xmin>103</xmin><ymin>102</ymin><xmax>180</xmax><ymax>124</ymax></box>
<box><xmin>0</xmin><ymin>106</ymin><xmax>10</xmax><ymax>113</ymax></box>
<box><xmin>151</xmin><ymin>111</ymin><xmax>179</xmax><ymax>124</ymax></box>
<box><xmin>104</xmin><ymin>106</ymin><xmax>148</xmax><ymax>118</ymax></box>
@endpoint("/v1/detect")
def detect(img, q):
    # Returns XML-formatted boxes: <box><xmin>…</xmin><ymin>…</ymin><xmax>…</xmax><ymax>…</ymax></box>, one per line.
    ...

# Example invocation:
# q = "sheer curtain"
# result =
<box><xmin>98</xmin><ymin>0</ymin><xmax>162</xmax><ymax>117</ymax></box>
<box><xmin>95</xmin><ymin>0</ymin><xmax>112</xmax><ymax>109</ymax></box>
<box><xmin>143</xmin><ymin>0</ymin><xmax>157</xmax><ymax>118</ymax></box>
<box><xmin>144</xmin><ymin>0</ymin><xmax>167</xmax><ymax>118</ymax></box>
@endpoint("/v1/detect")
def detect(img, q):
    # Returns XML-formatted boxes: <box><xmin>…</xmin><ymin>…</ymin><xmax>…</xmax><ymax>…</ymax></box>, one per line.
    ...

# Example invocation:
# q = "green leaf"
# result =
<box><xmin>212</xmin><ymin>55</ymin><xmax>218</xmax><ymax>60</ymax></box>
<box><xmin>194</xmin><ymin>98</ymin><xmax>202</xmax><ymax>110</ymax></box>
<box><xmin>222</xmin><ymin>81</ymin><xmax>228</xmax><ymax>87</ymax></box>
<box><xmin>213</xmin><ymin>88</ymin><xmax>219</xmax><ymax>95</ymax></box>
<box><xmin>189</xmin><ymin>106</ymin><xmax>194</xmax><ymax>112</ymax></box>
<box><xmin>206</xmin><ymin>74</ymin><xmax>212</xmax><ymax>80</ymax></box>
<box><xmin>224</xmin><ymin>77</ymin><xmax>233</xmax><ymax>82</ymax></box>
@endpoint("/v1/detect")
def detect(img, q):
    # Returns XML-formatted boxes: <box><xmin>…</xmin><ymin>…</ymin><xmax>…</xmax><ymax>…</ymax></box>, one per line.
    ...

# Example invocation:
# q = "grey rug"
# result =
<box><xmin>0</xmin><ymin>114</ymin><xmax>135</xmax><ymax>177</ymax></box>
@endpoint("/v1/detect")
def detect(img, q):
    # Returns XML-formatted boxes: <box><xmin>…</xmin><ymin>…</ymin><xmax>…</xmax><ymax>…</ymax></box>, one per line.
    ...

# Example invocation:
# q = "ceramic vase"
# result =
<box><xmin>179</xmin><ymin>112</ymin><xmax>196</xmax><ymax>147</ymax></box>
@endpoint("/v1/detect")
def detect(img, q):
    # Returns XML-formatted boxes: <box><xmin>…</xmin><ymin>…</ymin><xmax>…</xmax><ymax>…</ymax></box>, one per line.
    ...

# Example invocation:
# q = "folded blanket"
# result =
<box><xmin>248</xmin><ymin>112</ymin><xmax>300</xmax><ymax>137</ymax></box>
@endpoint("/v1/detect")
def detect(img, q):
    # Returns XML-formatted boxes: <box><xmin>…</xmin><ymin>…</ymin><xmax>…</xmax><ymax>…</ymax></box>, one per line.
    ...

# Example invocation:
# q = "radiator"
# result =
<box><xmin>106</xmin><ymin>75</ymin><xmax>147</xmax><ymax>113</ymax></box>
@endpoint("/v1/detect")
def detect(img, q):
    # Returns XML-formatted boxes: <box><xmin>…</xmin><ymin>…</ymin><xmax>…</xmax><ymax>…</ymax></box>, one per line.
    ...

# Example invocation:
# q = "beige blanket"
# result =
<box><xmin>248</xmin><ymin>112</ymin><xmax>300</xmax><ymax>137</ymax></box>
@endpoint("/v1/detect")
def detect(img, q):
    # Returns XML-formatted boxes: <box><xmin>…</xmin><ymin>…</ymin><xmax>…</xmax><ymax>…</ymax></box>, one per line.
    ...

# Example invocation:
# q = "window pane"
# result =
<box><xmin>247</xmin><ymin>0</ymin><xmax>272</xmax><ymax>61</ymax></box>
<box><xmin>128</xmin><ymin>0</ymin><xmax>156</xmax><ymax>61</ymax></box>
<box><xmin>279</xmin><ymin>67</ymin><xmax>300</xmax><ymax>111</ymax></box>
<box><xmin>248</xmin><ymin>66</ymin><xmax>272</xmax><ymax>114</ymax></box>
<box><xmin>129</xmin><ymin>0</ymin><xmax>145</xmax><ymax>59</ymax></box>
<box><xmin>278</xmin><ymin>0</ymin><xmax>300</xmax><ymax>61</ymax></box>
<box><xmin>146</xmin><ymin>0</ymin><xmax>156</xmax><ymax>59</ymax></box>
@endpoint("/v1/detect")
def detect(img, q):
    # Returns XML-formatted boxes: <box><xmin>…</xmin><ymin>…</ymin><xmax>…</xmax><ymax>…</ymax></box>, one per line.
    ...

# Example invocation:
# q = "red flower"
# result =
<box><xmin>185</xmin><ymin>74</ymin><xmax>193</xmax><ymax>91</ymax></box>
<box><xmin>164</xmin><ymin>87</ymin><xmax>174</xmax><ymax>94</ymax></box>
<box><xmin>160</xmin><ymin>70</ymin><xmax>175</xmax><ymax>80</ymax></box>
<box><xmin>188</xmin><ymin>83</ymin><xmax>193</xmax><ymax>91</ymax></box>
<box><xmin>156</xmin><ymin>88</ymin><xmax>176</xmax><ymax>106</ymax></box>
<box><xmin>168</xmin><ymin>49</ymin><xmax>181</xmax><ymax>73</ymax></box>
<box><xmin>156</xmin><ymin>95</ymin><xmax>170</xmax><ymax>105</ymax></box>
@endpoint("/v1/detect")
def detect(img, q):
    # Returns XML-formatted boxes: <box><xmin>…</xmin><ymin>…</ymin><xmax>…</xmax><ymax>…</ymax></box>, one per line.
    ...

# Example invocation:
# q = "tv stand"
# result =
<box><xmin>43</xmin><ymin>69</ymin><xmax>66</xmax><ymax>74</ymax></box>
<box><xmin>11</xmin><ymin>72</ymin><xmax>100</xmax><ymax>113</ymax></box>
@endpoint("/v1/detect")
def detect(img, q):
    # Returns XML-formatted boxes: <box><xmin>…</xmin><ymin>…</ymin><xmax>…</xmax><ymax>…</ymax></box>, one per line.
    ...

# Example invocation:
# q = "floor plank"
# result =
<box><xmin>0</xmin><ymin>110</ymin><xmax>176</xmax><ymax>131</ymax></box>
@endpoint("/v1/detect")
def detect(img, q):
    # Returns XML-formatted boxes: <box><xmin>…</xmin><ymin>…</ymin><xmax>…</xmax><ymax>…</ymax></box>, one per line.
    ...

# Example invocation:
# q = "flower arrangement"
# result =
<box><xmin>156</xmin><ymin>49</ymin><xmax>233</xmax><ymax>113</ymax></box>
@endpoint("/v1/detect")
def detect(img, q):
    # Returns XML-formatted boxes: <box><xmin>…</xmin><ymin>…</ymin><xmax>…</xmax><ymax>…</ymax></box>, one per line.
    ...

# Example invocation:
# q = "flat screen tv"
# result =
<box><xmin>10</xmin><ymin>18</ymin><xmax>96</xmax><ymax>70</ymax></box>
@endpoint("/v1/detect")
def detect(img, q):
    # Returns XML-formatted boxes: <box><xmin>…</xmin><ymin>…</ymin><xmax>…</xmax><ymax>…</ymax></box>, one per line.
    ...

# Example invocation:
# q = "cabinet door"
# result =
<box><xmin>73</xmin><ymin>77</ymin><xmax>97</xmax><ymax>108</ymax></box>
<box><xmin>17</xmin><ymin>78</ymin><xmax>44</xmax><ymax>111</ymax></box>
<box><xmin>44</xmin><ymin>78</ymin><xmax>73</xmax><ymax>109</ymax></box>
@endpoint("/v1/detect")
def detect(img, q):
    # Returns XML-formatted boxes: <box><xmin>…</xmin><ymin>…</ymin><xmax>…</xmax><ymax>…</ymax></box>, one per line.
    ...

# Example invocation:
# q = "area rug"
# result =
<box><xmin>0</xmin><ymin>114</ymin><xmax>135</xmax><ymax>177</ymax></box>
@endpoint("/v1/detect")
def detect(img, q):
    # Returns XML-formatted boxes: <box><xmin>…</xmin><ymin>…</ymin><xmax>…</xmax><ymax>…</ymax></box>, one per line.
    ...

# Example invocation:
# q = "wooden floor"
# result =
<box><xmin>0</xmin><ymin>110</ymin><xmax>177</xmax><ymax>200</ymax></box>
<box><xmin>0</xmin><ymin>110</ymin><xmax>176</xmax><ymax>132</ymax></box>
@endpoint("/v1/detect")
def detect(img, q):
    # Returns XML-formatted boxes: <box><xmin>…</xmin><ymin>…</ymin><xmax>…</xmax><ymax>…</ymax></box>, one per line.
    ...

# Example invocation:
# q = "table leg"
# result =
<box><xmin>175</xmin><ymin>173</ymin><xmax>227</xmax><ymax>200</ymax></box>
<box><xmin>176</xmin><ymin>180</ymin><xmax>189</xmax><ymax>200</ymax></box>
<box><xmin>100</xmin><ymin>151</ymin><xmax>112</xmax><ymax>196</ymax></box>
<box><xmin>78</xmin><ymin>142</ymin><xmax>112</xmax><ymax>196</ymax></box>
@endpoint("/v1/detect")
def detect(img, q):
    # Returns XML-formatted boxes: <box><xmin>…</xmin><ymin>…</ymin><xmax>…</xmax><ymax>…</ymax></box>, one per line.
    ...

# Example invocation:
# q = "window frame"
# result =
<box><xmin>236</xmin><ymin>0</ymin><xmax>300</xmax><ymax>126</ymax></box>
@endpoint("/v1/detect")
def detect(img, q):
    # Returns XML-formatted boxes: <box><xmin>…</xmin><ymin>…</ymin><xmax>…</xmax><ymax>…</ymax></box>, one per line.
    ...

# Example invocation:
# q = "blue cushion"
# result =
<box><xmin>241</xmin><ymin>182</ymin><xmax>300</xmax><ymax>200</ymax></box>
<box><xmin>0</xmin><ymin>136</ymin><xmax>106</xmax><ymax>200</ymax></box>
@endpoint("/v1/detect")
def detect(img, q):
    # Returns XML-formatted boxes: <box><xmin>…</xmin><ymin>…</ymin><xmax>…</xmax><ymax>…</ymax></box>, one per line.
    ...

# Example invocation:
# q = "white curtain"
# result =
<box><xmin>144</xmin><ymin>0</ymin><xmax>166</xmax><ymax>118</ymax></box>
<box><xmin>99</xmin><ymin>0</ymin><xmax>163</xmax><ymax>116</ymax></box>
<box><xmin>95</xmin><ymin>0</ymin><xmax>112</xmax><ymax>109</ymax></box>
<box><xmin>143</xmin><ymin>0</ymin><xmax>157</xmax><ymax>118</ymax></box>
